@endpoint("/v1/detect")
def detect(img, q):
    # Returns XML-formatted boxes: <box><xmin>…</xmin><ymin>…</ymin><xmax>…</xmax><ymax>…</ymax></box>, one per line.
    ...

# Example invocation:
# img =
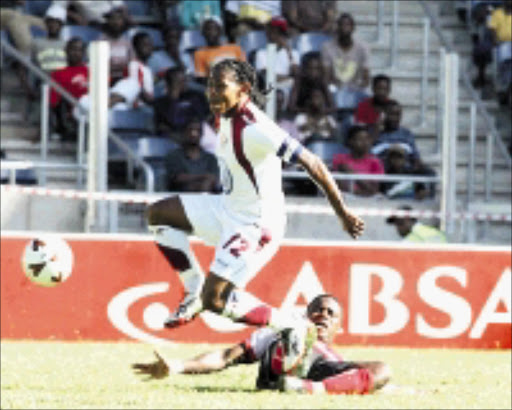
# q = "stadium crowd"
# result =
<box><xmin>1</xmin><ymin>0</ymin><xmax>440</xmax><ymax>199</ymax></box>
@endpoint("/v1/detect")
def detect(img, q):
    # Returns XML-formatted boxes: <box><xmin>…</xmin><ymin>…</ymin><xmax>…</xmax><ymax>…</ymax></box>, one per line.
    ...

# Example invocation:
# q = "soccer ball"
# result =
<box><xmin>280</xmin><ymin>321</ymin><xmax>318</xmax><ymax>378</ymax></box>
<box><xmin>21</xmin><ymin>236</ymin><xmax>74</xmax><ymax>287</ymax></box>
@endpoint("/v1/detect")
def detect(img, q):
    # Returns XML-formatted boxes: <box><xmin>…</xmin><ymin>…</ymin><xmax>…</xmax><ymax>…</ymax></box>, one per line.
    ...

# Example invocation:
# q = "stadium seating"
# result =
<box><xmin>290</xmin><ymin>32</ymin><xmax>332</xmax><ymax>58</ymax></box>
<box><xmin>0</xmin><ymin>167</ymin><xmax>38</xmax><ymax>185</ymax></box>
<box><xmin>127</xmin><ymin>27</ymin><xmax>164</xmax><ymax>49</ymax></box>
<box><xmin>237</xmin><ymin>30</ymin><xmax>267</xmax><ymax>57</ymax></box>
<box><xmin>110</xmin><ymin>109</ymin><xmax>154</xmax><ymax>133</ymax></box>
<box><xmin>60</xmin><ymin>25</ymin><xmax>102</xmax><ymax>44</ymax></box>
<box><xmin>23</xmin><ymin>0</ymin><xmax>52</xmax><ymax>17</ymax></box>
<box><xmin>135</xmin><ymin>136</ymin><xmax>178</xmax><ymax>160</ymax></box>
<box><xmin>124</xmin><ymin>0</ymin><xmax>153</xmax><ymax>18</ymax></box>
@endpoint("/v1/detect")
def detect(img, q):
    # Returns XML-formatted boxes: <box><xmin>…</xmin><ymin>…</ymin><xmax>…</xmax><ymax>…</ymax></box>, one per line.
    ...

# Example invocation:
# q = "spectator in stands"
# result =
<box><xmin>380</xmin><ymin>144</ymin><xmax>430</xmax><ymax>200</ymax></box>
<box><xmin>147</xmin><ymin>25</ymin><xmax>194</xmax><ymax>80</ymax></box>
<box><xmin>488</xmin><ymin>1</ymin><xmax>512</xmax><ymax>102</ymax></box>
<box><xmin>60</xmin><ymin>0</ymin><xmax>132</xmax><ymax>27</ymax></box>
<box><xmin>354</xmin><ymin>75</ymin><xmax>392</xmax><ymax>143</ymax></box>
<box><xmin>178</xmin><ymin>0</ymin><xmax>222</xmax><ymax>30</ymax></box>
<box><xmin>275</xmin><ymin>89</ymin><xmax>300</xmax><ymax>142</ymax></box>
<box><xmin>371</xmin><ymin>101</ymin><xmax>430</xmax><ymax>172</ymax></box>
<box><xmin>294</xmin><ymin>87</ymin><xmax>338</xmax><ymax>145</ymax></box>
<box><xmin>99</xmin><ymin>5</ymin><xmax>133</xmax><ymax>85</ymax></box>
<box><xmin>154</xmin><ymin>67</ymin><xmax>210</xmax><ymax>142</ymax></box>
<box><xmin>127</xmin><ymin>31</ymin><xmax>155</xmax><ymax>108</ymax></box>
<box><xmin>224</xmin><ymin>0</ymin><xmax>281</xmax><ymax>40</ymax></box>
<box><xmin>254</xmin><ymin>16</ymin><xmax>299</xmax><ymax>91</ymax></box>
<box><xmin>32</xmin><ymin>4</ymin><xmax>67</xmax><ymax>74</ymax></box>
<box><xmin>287</xmin><ymin>51</ymin><xmax>335</xmax><ymax>114</ymax></box>
<box><xmin>14</xmin><ymin>3</ymin><xmax>68</xmax><ymax>103</ymax></box>
<box><xmin>194</xmin><ymin>16</ymin><xmax>246</xmax><ymax>80</ymax></box>
<box><xmin>49</xmin><ymin>37</ymin><xmax>89</xmax><ymax>141</ymax></box>
<box><xmin>332</xmin><ymin>124</ymin><xmax>384</xmax><ymax>196</ymax></box>
<box><xmin>321</xmin><ymin>13</ymin><xmax>370</xmax><ymax>97</ymax></box>
<box><xmin>386</xmin><ymin>205</ymin><xmax>447</xmax><ymax>243</ymax></box>
<box><xmin>354</xmin><ymin>74</ymin><xmax>392</xmax><ymax>137</ymax></box>
<box><xmin>472</xmin><ymin>1</ymin><xmax>511</xmax><ymax>91</ymax></box>
<box><xmin>282</xmin><ymin>0</ymin><xmax>337</xmax><ymax>37</ymax></box>
<box><xmin>164</xmin><ymin>116</ymin><xmax>220</xmax><ymax>193</ymax></box>
<box><xmin>1</xmin><ymin>1</ymin><xmax>46</xmax><ymax>100</ymax></box>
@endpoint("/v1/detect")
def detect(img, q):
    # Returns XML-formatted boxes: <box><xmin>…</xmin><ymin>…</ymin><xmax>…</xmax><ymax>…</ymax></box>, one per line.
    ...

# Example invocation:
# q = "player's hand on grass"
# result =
<box><xmin>340</xmin><ymin>208</ymin><xmax>365</xmax><ymax>239</ymax></box>
<box><xmin>132</xmin><ymin>350</ymin><xmax>180</xmax><ymax>380</ymax></box>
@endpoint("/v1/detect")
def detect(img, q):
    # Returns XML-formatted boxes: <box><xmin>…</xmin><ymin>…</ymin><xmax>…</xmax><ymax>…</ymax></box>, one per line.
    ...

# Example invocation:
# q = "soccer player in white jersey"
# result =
<box><xmin>146</xmin><ymin>58</ymin><xmax>364</xmax><ymax>332</ymax></box>
<box><xmin>132</xmin><ymin>294</ymin><xmax>391</xmax><ymax>395</ymax></box>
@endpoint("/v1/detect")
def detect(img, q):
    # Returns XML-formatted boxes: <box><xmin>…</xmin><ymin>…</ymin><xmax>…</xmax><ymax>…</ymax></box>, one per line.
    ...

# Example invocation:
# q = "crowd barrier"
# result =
<box><xmin>1</xmin><ymin>232</ymin><xmax>510</xmax><ymax>348</ymax></box>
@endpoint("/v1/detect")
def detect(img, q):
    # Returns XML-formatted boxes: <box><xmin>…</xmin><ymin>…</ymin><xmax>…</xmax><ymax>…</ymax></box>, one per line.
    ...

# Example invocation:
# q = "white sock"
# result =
<box><xmin>149</xmin><ymin>225</ymin><xmax>205</xmax><ymax>297</ymax></box>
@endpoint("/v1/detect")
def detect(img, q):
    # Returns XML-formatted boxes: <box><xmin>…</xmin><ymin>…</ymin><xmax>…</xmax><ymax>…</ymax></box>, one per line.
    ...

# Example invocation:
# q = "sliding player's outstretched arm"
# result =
<box><xmin>296</xmin><ymin>149</ymin><xmax>365</xmax><ymax>239</ymax></box>
<box><xmin>132</xmin><ymin>344</ymin><xmax>246</xmax><ymax>379</ymax></box>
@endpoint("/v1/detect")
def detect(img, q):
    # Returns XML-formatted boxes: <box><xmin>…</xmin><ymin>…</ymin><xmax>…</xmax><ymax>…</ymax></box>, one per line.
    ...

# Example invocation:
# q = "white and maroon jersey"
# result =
<box><xmin>215</xmin><ymin>101</ymin><xmax>303</xmax><ymax>226</ymax></box>
<box><xmin>241</xmin><ymin>327</ymin><xmax>344</xmax><ymax>365</ymax></box>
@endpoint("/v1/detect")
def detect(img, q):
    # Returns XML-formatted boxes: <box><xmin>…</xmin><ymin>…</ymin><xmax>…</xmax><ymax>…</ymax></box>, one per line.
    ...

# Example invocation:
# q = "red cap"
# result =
<box><xmin>269</xmin><ymin>16</ymin><xmax>288</xmax><ymax>34</ymax></box>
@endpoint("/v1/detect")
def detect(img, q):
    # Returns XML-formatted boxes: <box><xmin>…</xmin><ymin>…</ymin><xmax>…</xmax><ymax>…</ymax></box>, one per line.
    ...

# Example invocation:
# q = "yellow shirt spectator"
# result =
<box><xmin>488</xmin><ymin>7</ymin><xmax>512</xmax><ymax>43</ymax></box>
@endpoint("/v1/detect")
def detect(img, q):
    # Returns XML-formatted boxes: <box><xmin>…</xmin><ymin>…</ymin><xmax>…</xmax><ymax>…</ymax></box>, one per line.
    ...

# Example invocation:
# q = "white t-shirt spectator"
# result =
<box><xmin>255</xmin><ymin>47</ymin><xmax>299</xmax><ymax>78</ymax></box>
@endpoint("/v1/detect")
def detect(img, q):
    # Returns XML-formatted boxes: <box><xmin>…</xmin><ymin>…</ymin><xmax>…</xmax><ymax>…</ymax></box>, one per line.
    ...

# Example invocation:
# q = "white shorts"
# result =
<box><xmin>180</xmin><ymin>193</ymin><xmax>285</xmax><ymax>288</ymax></box>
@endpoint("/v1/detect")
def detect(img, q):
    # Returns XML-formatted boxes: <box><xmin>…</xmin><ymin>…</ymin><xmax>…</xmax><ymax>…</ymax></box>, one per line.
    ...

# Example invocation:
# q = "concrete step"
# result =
<box><xmin>336</xmin><ymin>0</ymin><xmax>440</xmax><ymax>18</ymax></box>
<box><xmin>0</xmin><ymin>124</ymin><xmax>40</xmax><ymax>140</ymax></box>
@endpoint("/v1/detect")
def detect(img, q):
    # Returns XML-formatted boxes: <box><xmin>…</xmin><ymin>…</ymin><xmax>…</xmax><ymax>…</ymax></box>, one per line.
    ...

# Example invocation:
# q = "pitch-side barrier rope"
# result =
<box><xmin>1</xmin><ymin>184</ymin><xmax>511</xmax><ymax>222</ymax></box>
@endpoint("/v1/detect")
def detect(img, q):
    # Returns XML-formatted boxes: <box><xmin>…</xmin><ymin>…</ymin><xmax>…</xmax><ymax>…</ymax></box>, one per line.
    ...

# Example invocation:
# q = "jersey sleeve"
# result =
<box><xmin>249</xmin><ymin>120</ymin><xmax>304</xmax><ymax>165</ymax></box>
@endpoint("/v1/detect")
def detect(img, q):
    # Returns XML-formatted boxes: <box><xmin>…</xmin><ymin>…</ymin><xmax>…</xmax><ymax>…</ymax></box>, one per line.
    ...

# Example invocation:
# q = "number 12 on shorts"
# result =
<box><xmin>222</xmin><ymin>233</ymin><xmax>249</xmax><ymax>258</ymax></box>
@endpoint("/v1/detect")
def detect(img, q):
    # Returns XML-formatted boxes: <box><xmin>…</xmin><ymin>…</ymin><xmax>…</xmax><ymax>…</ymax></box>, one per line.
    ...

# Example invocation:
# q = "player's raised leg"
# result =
<box><xmin>146</xmin><ymin>196</ymin><xmax>205</xmax><ymax>326</ymax></box>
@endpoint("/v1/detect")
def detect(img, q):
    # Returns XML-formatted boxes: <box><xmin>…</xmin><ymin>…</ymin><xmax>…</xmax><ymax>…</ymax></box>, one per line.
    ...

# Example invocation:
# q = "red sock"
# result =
<box><xmin>222</xmin><ymin>289</ymin><xmax>272</xmax><ymax>326</ymax></box>
<box><xmin>322</xmin><ymin>368</ymin><xmax>374</xmax><ymax>395</ymax></box>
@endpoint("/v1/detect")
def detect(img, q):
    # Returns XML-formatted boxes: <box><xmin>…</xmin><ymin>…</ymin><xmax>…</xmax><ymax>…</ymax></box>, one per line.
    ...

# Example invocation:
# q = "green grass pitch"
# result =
<box><xmin>1</xmin><ymin>341</ymin><xmax>510</xmax><ymax>409</ymax></box>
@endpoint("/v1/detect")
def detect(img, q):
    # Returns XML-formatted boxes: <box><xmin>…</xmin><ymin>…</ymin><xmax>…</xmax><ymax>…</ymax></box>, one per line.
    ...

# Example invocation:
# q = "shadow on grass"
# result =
<box><xmin>178</xmin><ymin>385</ymin><xmax>264</xmax><ymax>394</ymax></box>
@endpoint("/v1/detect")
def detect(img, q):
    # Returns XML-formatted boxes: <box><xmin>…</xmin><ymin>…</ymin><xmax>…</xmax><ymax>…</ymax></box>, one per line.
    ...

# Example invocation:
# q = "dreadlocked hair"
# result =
<box><xmin>209</xmin><ymin>59</ymin><xmax>273</xmax><ymax>110</ymax></box>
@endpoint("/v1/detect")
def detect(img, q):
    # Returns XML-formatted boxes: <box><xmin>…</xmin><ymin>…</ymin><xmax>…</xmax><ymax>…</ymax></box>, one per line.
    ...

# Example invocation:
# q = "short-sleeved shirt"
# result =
<box><xmin>194</xmin><ymin>44</ymin><xmax>246</xmax><ymax>77</ymax></box>
<box><xmin>216</xmin><ymin>100</ymin><xmax>303</xmax><ymax>224</ymax></box>
<box><xmin>255</xmin><ymin>46</ymin><xmax>299</xmax><ymax>78</ymax></box>
<box><xmin>371</xmin><ymin>127</ymin><xmax>421</xmax><ymax>164</ymax></box>
<box><xmin>49</xmin><ymin>65</ymin><xmax>89</xmax><ymax>108</ymax></box>
<box><xmin>99</xmin><ymin>32</ymin><xmax>133</xmax><ymax>82</ymax></box>
<box><xmin>127</xmin><ymin>59</ymin><xmax>154</xmax><ymax>108</ymax></box>
<box><xmin>165</xmin><ymin>147</ymin><xmax>220</xmax><ymax>191</ymax></box>
<box><xmin>332</xmin><ymin>153</ymin><xmax>384</xmax><ymax>175</ymax></box>
<box><xmin>354</xmin><ymin>97</ymin><xmax>389</xmax><ymax>125</ymax></box>
<box><xmin>321</xmin><ymin>39</ymin><xmax>369</xmax><ymax>91</ymax></box>
<box><xmin>488</xmin><ymin>8</ymin><xmax>512</xmax><ymax>42</ymax></box>
<box><xmin>32</xmin><ymin>38</ymin><xmax>67</xmax><ymax>74</ymax></box>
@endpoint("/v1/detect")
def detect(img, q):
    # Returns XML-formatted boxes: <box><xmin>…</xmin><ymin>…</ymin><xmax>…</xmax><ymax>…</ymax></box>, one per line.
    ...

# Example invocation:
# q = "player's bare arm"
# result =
<box><xmin>296</xmin><ymin>148</ymin><xmax>365</xmax><ymax>239</ymax></box>
<box><xmin>132</xmin><ymin>345</ymin><xmax>246</xmax><ymax>379</ymax></box>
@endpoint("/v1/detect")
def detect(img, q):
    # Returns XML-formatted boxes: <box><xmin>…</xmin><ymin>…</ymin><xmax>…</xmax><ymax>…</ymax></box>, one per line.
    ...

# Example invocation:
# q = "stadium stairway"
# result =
<box><xmin>1</xmin><ymin>1</ymin><xmax>510</xmax><ymax>244</ymax></box>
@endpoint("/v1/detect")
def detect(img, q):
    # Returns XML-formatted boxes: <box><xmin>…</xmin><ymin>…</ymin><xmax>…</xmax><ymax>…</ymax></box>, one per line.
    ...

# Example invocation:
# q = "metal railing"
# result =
<box><xmin>1</xmin><ymin>160</ymin><xmax>87</xmax><ymax>185</ymax></box>
<box><xmin>420</xmin><ymin>0</ymin><xmax>512</xmax><ymax>173</ymax></box>
<box><xmin>0</xmin><ymin>38</ymin><xmax>155</xmax><ymax>192</ymax></box>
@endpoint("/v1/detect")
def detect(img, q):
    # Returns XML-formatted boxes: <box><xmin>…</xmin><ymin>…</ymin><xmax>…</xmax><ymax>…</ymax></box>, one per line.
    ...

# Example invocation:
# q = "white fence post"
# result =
<box><xmin>440</xmin><ymin>53</ymin><xmax>459</xmax><ymax>237</ymax></box>
<box><xmin>265</xmin><ymin>43</ymin><xmax>277</xmax><ymax>121</ymax></box>
<box><xmin>86</xmin><ymin>41</ymin><xmax>110</xmax><ymax>232</ymax></box>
